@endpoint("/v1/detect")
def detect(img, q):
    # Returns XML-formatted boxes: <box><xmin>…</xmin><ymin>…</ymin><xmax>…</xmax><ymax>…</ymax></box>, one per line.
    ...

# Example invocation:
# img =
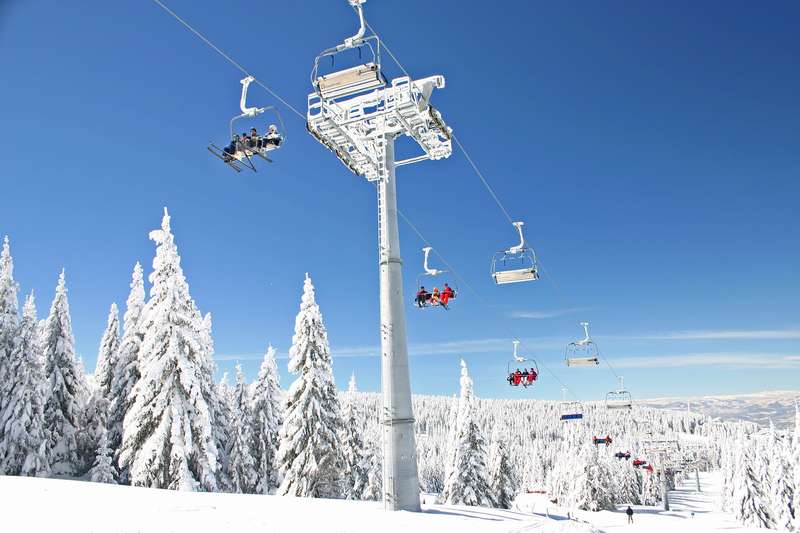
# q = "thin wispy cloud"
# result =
<box><xmin>610</xmin><ymin>352</ymin><xmax>800</xmax><ymax>369</ymax></box>
<box><xmin>216</xmin><ymin>352</ymin><xmax>288</xmax><ymax>361</ymax></box>
<box><xmin>216</xmin><ymin>328</ymin><xmax>800</xmax><ymax>364</ymax></box>
<box><xmin>332</xmin><ymin>336</ymin><xmax>565</xmax><ymax>358</ymax></box>
<box><xmin>603</xmin><ymin>328</ymin><xmax>800</xmax><ymax>341</ymax></box>
<box><xmin>508</xmin><ymin>307</ymin><xmax>591</xmax><ymax>319</ymax></box>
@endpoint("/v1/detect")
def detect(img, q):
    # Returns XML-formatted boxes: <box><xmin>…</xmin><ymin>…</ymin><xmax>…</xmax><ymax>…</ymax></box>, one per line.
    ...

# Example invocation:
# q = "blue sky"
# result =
<box><xmin>1</xmin><ymin>0</ymin><xmax>798</xmax><ymax>402</ymax></box>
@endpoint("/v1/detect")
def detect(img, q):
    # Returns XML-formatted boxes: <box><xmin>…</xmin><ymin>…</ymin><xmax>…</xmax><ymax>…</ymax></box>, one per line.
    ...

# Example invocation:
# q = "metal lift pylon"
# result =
<box><xmin>306</xmin><ymin>0</ymin><xmax>453</xmax><ymax>512</ymax></box>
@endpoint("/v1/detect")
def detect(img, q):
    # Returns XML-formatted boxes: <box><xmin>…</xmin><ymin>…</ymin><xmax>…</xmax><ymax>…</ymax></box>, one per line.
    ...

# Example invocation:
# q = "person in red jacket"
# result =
<box><xmin>526</xmin><ymin>368</ymin><xmax>537</xmax><ymax>385</ymax></box>
<box><xmin>512</xmin><ymin>369</ymin><xmax>522</xmax><ymax>386</ymax></box>
<box><xmin>605</xmin><ymin>435</ymin><xmax>612</xmax><ymax>447</ymax></box>
<box><xmin>440</xmin><ymin>283</ymin><xmax>455</xmax><ymax>308</ymax></box>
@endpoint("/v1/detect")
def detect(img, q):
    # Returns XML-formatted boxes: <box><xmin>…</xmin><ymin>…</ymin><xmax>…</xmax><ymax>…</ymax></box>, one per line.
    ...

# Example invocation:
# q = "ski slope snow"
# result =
<box><xmin>515</xmin><ymin>471</ymin><xmax>763</xmax><ymax>532</ymax></box>
<box><xmin>0</xmin><ymin>475</ymin><xmax>597</xmax><ymax>533</ymax></box>
<box><xmin>0</xmin><ymin>470</ymin><xmax>763</xmax><ymax>532</ymax></box>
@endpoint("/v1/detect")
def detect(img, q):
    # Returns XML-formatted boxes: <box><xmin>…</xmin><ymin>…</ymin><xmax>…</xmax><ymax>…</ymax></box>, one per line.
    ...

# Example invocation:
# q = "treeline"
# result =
<box><xmin>1</xmin><ymin>210</ymin><xmax>794</xmax><ymax>528</ymax></box>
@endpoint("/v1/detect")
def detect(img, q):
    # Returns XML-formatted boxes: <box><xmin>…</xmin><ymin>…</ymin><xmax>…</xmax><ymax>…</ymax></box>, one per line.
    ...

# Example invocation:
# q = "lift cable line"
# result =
<box><xmin>368</xmin><ymin>19</ymin><xmax>627</xmax><ymax>391</ymax></box>
<box><xmin>150</xmin><ymin>0</ymin><xmax>306</xmax><ymax>121</ymax></box>
<box><xmin>366</xmin><ymin>20</ymin><xmax>516</xmax><ymax>228</ymax></box>
<box><xmin>397</xmin><ymin>209</ymin><xmax>582</xmax><ymax>402</ymax></box>
<box><xmin>153</xmin><ymin>0</ymin><xmax>592</xmax><ymax>400</ymax></box>
<box><xmin>151</xmin><ymin>0</ymin><xmax>585</xmax><ymax>403</ymax></box>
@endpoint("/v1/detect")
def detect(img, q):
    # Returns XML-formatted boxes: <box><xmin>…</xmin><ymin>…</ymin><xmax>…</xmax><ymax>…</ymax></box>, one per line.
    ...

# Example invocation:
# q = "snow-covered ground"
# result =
<box><xmin>515</xmin><ymin>471</ymin><xmax>763</xmax><ymax>532</ymax></box>
<box><xmin>0</xmin><ymin>475</ymin><xmax>598</xmax><ymax>533</ymax></box>
<box><xmin>0</xmin><ymin>471</ymin><xmax>764</xmax><ymax>533</ymax></box>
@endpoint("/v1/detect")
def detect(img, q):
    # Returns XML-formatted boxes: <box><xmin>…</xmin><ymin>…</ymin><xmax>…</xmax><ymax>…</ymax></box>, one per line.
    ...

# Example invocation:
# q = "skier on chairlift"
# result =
<box><xmin>431</xmin><ymin>287</ymin><xmax>440</xmax><ymax>305</ymax></box>
<box><xmin>265</xmin><ymin>124</ymin><xmax>282</xmax><ymax>147</ymax></box>
<box><xmin>440</xmin><ymin>283</ymin><xmax>454</xmax><ymax>308</ymax></box>
<box><xmin>416</xmin><ymin>286</ymin><xmax>429</xmax><ymax>307</ymax></box>
<box><xmin>223</xmin><ymin>134</ymin><xmax>240</xmax><ymax>161</ymax></box>
<box><xmin>525</xmin><ymin>367</ymin><xmax>537</xmax><ymax>385</ymax></box>
<box><xmin>248</xmin><ymin>127</ymin><xmax>259</xmax><ymax>149</ymax></box>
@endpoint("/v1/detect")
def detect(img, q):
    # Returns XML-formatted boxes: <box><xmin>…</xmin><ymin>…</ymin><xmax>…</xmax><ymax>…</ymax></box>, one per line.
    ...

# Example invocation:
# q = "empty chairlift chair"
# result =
<box><xmin>606</xmin><ymin>376</ymin><xmax>633</xmax><ymax>410</ymax></box>
<box><xmin>310</xmin><ymin>0</ymin><xmax>386</xmax><ymax>103</ymax></box>
<box><xmin>306</xmin><ymin>0</ymin><xmax>451</xmax><ymax>182</ymax></box>
<box><xmin>491</xmin><ymin>222</ymin><xmax>540</xmax><ymax>285</ymax></box>
<box><xmin>565</xmin><ymin>321</ymin><xmax>601</xmax><ymax>367</ymax></box>
<box><xmin>560</xmin><ymin>402</ymin><xmax>584</xmax><ymax>421</ymax></box>
<box><xmin>558</xmin><ymin>387</ymin><xmax>583</xmax><ymax>421</ymax></box>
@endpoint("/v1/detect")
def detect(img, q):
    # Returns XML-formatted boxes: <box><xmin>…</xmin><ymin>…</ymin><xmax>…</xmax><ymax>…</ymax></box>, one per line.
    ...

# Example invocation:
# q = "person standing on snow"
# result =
<box><xmin>626</xmin><ymin>506</ymin><xmax>634</xmax><ymax>524</ymax></box>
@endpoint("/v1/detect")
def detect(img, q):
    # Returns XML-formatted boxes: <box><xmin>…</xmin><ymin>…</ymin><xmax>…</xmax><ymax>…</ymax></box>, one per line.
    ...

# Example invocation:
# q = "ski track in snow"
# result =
<box><xmin>515</xmin><ymin>471</ymin><xmax>765</xmax><ymax>532</ymax></box>
<box><xmin>0</xmin><ymin>471</ymin><xmax>761</xmax><ymax>533</ymax></box>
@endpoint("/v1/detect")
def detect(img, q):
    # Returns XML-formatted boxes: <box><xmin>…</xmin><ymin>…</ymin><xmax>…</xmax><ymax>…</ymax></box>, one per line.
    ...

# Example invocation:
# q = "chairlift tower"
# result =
<box><xmin>307</xmin><ymin>0</ymin><xmax>453</xmax><ymax>512</ymax></box>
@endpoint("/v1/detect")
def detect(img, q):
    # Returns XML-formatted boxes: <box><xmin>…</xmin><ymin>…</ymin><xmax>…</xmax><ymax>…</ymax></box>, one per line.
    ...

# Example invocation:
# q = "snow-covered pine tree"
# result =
<box><xmin>108</xmin><ymin>262</ymin><xmax>145</xmax><ymax>482</ymax></box>
<box><xmin>94</xmin><ymin>303</ymin><xmax>120</xmax><ymax>399</ymax></box>
<box><xmin>198</xmin><ymin>312</ymin><xmax>230</xmax><ymax>493</ymax></box>
<box><xmin>88</xmin><ymin>429</ymin><xmax>117</xmax><ymax>484</ymax></box>
<box><xmin>79</xmin><ymin>387</ymin><xmax>111</xmax><ymax>474</ymax></box>
<box><xmin>564</xmin><ymin>446</ymin><xmax>616</xmax><ymax>512</ymax></box>
<box><xmin>215</xmin><ymin>371</ymin><xmax>234</xmax><ymax>492</ymax></box>
<box><xmin>227</xmin><ymin>365</ymin><xmax>257</xmax><ymax>494</ymax></box>
<box><xmin>251</xmin><ymin>344</ymin><xmax>283</xmax><ymax>494</ymax></box>
<box><xmin>487</xmin><ymin>431</ymin><xmax>516</xmax><ymax>509</ymax></box>
<box><xmin>0</xmin><ymin>236</ymin><xmax>20</xmax><ymax>458</ymax></box>
<box><xmin>792</xmin><ymin>401</ymin><xmax>800</xmax><ymax>532</ymax></box>
<box><xmin>342</xmin><ymin>373</ymin><xmax>369</xmax><ymax>500</ymax></box>
<box><xmin>442</xmin><ymin>393</ymin><xmax>458</xmax><ymax>488</ymax></box>
<box><xmin>363</xmin><ymin>426</ymin><xmax>383</xmax><ymax>501</ymax></box>
<box><xmin>277</xmin><ymin>273</ymin><xmax>345</xmax><ymax>498</ymax></box>
<box><xmin>733</xmin><ymin>439</ymin><xmax>773</xmax><ymax>528</ymax></box>
<box><xmin>42</xmin><ymin>270</ymin><xmax>87</xmax><ymax>476</ymax></box>
<box><xmin>619</xmin><ymin>461</ymin><xmax>641</xmax><ymax>504</ymax></box>
<box><xmin>719</xmin><ymin>440</ymin><xmax>736</xmax><ymax>512</ymax></box>
<box><xmin>119</xmin><ymin>208</ymin><xmax>218</xmax><ymax>491</ymax></box>
<box><xmin>0</xmin><ymin>292</ymin><xmax>49</xmax><ymax>476</ymax></box>
<box><xmin>766</xmin><ymin>420</ymin><xmax>794</xmax><ymax>531</ymax></box>
<box><xmin>441</xmin><ymin>359</ymin><xmax>493</xmax><ymax>507</ymax></box>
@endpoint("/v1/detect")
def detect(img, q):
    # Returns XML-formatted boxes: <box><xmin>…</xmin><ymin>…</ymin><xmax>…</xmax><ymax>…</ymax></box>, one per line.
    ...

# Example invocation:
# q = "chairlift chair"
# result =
<box><xmin>506</xmin><ymin>340</ymin><xmax>539</xmax><ymax>388</ymax></box>
<box><xmin>592</xmin><ymin>436</ymin><xmax>612</xmax><ymax>446</ymax></box>
<box><xmin>208</xmin><ymin>76</ymin><xmax>285</xmax><ymax>172</ymax></box>
<box><xmin>606</xmin><ymin>376</ymin><xmax>633</xmax><ymax>410</ymax></box>
<box><xmin>306</xmin><ymin>0</ymin><xmax>452</xmax><ymax>181</ymax></box>
<box><xmin>491</xmin><ymin>222</ymin><xmax>540</xmax><ymax>285</ymax></box>
<box><xmin>559</xmin><ymin>402</ymin><xmax>584</xmax><ymax>421</ymax></box>
<box><xmin>310</xmin><ymin>0</ymin><xmax>386</xmax><ymax>103</ymax></box>
<box><xmin>413</xmin><ymin>247</ymin><xmax>457</xmax><ymax>309</ymax></box>
<box><xmin>565</xmin><ymin>321</ymin><xmax>601</xmax><ymax>366</ymax></box>
<box><xmin>558</xmin><ymin>388</ymin><xmax>583</xmax><ymax>421</ymax></box>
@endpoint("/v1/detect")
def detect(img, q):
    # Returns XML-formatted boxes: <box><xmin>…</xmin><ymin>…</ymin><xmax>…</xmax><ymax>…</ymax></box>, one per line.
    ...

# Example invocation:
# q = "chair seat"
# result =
<box><xmin>566</xmin><ymin>357</ymin><xmax>600</xmax><ymax>366</ymax></box>
<box><xmin>493</xmin><ymin>268</ymin><xmax>538</xmax><ymax>285</ymax></box>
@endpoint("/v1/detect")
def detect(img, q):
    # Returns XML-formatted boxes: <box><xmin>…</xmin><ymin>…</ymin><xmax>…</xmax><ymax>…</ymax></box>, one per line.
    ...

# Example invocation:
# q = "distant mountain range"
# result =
<box><xmin>639</xmin><ymin>390</ymin><xmax>800</xmax><ymax>429</ymax></box>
